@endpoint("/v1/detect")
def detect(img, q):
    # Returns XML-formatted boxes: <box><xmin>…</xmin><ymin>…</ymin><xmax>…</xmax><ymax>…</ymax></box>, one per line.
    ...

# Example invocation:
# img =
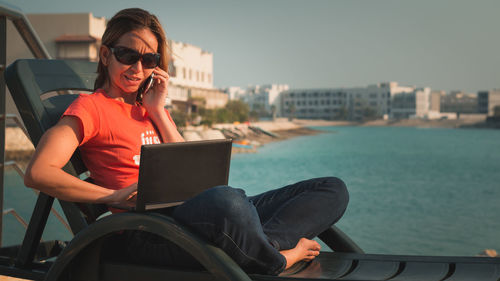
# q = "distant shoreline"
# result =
<box><xmin>294</xmin><ymin>117</ymin><xmax>499</xmax><ymax>129</ymax></box>
<box><xmin>4</xmin><ymin>117</ymin><xmax>498</xmax><ymax>166</ymax></box>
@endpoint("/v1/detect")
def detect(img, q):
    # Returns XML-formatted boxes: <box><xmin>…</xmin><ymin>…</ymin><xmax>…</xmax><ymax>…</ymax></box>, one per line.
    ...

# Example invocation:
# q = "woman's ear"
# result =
<box><xmin>100</xmin><ymin>45</ymin><xmax>111</xmax><ymax>66</ymax></box>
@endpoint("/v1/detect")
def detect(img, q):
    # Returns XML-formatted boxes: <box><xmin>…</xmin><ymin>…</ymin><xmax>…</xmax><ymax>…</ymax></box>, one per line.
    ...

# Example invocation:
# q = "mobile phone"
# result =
<box><xmin>136</xmin><ymin>73</ymin><xmax>155</xmax><ymax>104</ymax></box>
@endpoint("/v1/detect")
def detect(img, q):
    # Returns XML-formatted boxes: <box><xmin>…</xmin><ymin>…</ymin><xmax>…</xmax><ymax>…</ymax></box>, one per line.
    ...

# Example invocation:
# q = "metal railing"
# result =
<box><xmin>0</xmin><ymin>1</ymin><xmax>71</xmax><ymax>246</ymax></box>
<box><xmin>0</xmin><ymin>2</ymin><xmax>51</xmax><ymax>59</ymax></box>
<box><xmin>3</xmin><ymin>208</ymin><xmax>28</xmax><ymax>229</ymax></box>
<box><xmin>4</xmin><ymin>159</ymin><xmax>72</xmax><ymax>233</ymax></box>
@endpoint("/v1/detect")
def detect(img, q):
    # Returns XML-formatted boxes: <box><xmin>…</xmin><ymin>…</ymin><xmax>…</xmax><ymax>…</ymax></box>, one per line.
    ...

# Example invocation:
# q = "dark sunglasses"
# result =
<box><xmin>108</xmin><ymin>46</ymin><xmax>160</xmax><ymax>69</ymax></box>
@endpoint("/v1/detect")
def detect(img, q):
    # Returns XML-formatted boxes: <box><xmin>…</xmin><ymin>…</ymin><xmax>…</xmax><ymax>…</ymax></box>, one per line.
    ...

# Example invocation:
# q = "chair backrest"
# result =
<box><xmin>4</xmin><ymin>59</ymin><xmax>105</xmax><ymax>233</ymax></box>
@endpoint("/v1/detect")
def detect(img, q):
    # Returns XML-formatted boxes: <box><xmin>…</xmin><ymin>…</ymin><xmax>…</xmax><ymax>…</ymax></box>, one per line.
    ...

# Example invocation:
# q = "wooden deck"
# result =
<box><xmin>0</xmin><ymin>276</ymin><xmax>28</xmax><ymax>280</ymax></box>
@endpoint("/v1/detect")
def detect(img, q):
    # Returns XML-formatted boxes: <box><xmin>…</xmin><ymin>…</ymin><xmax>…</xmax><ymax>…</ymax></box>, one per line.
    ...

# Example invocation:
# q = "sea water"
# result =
<box><xmin>2</xmin><ymin>126</ymin><xmax>500</xmax><ymax>256</ymax></box>
<box><xmin>228</xmin><ymin>126</ymin><xmax>500</xmax><ymax>256</ymax></box>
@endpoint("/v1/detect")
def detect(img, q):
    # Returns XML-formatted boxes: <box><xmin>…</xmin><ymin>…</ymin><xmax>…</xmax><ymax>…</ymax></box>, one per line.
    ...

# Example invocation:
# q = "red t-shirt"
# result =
<box><xmin>63</xmin><ymin>89</ymin><xmax>175</xmax><ymax>190</ymax></box>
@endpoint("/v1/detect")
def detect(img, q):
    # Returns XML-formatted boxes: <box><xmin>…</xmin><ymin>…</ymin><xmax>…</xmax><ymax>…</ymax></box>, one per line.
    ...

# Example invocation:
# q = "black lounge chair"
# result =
<box><xmin>2</xmin><ymin>59</ymin><xmax>500</xmax><ymax>281</ymax></box>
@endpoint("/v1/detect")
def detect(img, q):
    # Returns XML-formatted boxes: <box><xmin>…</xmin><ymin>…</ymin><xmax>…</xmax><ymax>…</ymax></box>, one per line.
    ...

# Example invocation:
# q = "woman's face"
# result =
<box><xmin>101</xmin><ymin>28</ymin><xmax>159</xmax><ymax>96</ymax></box>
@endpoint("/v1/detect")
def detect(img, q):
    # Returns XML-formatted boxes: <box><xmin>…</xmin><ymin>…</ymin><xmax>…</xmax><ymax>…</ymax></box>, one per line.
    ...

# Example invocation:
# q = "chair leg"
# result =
<box><xmin>16</xmin><ymin>193</ymin><xmax>54</xmax><ymax>267</ymax></box>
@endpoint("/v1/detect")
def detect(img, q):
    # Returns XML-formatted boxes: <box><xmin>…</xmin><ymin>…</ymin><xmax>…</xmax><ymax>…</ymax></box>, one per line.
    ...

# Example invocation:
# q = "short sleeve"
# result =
<box><xmin>62</xmin><ymin>94</ymin><xmax>99</xmax><ymax>145</ymax></box>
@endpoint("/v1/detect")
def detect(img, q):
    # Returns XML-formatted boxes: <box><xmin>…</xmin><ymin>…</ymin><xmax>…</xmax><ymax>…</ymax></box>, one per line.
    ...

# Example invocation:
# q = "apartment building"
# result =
<box><xmin>478</xmin><ymin>89</ymin><xmax>500</xmax><ymax>116</ymax></box>
<box><xmin>391</xmin><ymin>88</ymin><xmax>435</xmax><ymax>119</ymax></box>
<box><xmin>281</xmin><ymin>88</ymin><xmax>348</xmax><ymax>120</ymax></box>
<box><xmin>169</xmin><ymin>41</ymin><xmax>213</xmax><ymax>89</ymax></box>
<box><xmin>7</xmin><ymin>13</ymin><xmax>106</xmax><ymax>63</ymax></box>
<box><xmin>7</xmin><ymin>13</ymin><xmax>227</xmax><ymax>115</ymax></box>
<box><xmin>280</xmin><ymin>82</ymin><xmax>415</xmax><ymax>121</ymax></box>
<box><xmin>440</xmin><ymin>91</ymin><xmax>478</xmax><ymax>114</ymax></box>
<box><xmin>228</xmin><ymin>84</ymin><xmax>289</xmax><ymax>117</ymax></box>
<box><xmin>430</xmin><ymin>90</ymin><xmax>443</xmax><ymax>112</ymax></box>
<box><xmin>225</xmin><ymin>86</ymin><xmax>247</xmax><ymax>101</ymax></box>
<box><xmin>347</xmin><ymin>82</ymin><xmax>414</xmax><ymax>120</ymax></box>
<box><xmin>166</xmin><ymin>41</ymin><xmax>227</xmax><ymax>110</ymax></box>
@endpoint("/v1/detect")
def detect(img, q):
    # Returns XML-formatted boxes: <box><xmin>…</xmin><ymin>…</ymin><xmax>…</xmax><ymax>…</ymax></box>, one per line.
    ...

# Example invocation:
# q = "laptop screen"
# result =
<box><xmin>135</xmin><ymin>139</ymin><xmax>232</xmax><ymax>211</ymax></box>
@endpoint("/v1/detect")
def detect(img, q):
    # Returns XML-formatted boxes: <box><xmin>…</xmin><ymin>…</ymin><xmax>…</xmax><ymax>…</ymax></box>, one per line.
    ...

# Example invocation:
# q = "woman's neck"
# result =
<box><xmin>102</xmin><ymin>83</ymin><xmax>137</xmax><ymax>105</ymax></box>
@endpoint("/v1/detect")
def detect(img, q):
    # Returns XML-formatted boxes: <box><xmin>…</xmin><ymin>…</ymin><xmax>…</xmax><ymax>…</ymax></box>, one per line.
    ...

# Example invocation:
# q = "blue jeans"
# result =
<box><xmin>124</xmin><ymin>177</ymin><xmax>349</xmax><ymax>275</ymax></box>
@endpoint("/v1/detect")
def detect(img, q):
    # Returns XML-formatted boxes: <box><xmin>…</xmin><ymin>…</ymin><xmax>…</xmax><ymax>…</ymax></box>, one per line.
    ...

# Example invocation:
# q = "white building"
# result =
<box><xmin>391</xmin><ymin>88</ymin><xmax>436</xmax><ymax>119</ymax></box>
<box><xmin>167</xmin><ymin>41</ymin><xmax>228</xmax><ymax>110</ymax></box>
<box><xmin>281</xmin><ymin>82</ymin><xmax>416</xmax><ymax>120</ymax></box>
<box><xmin>346</xmin><ymin>82</ymin><xmax>414</xmax><ymax>120</ymax></box>
<box><xmin>7</xmin><ymin>13</ymin><xmax>228</xmax><ymax>113</ymax></box>
<box><xmin>266</xmin><ymin>84</ymin><xmax>289</xmax><ymax>115</ymax></box>
<box><xmin>225</xmin><ymin>86</ymin><xmax>246</xmax><ymax>100</ymax></box>
<box><xmin>169</xmin><ymin>41</ymin><xmax>214</xmax><ymax>89</ymax></box>
<box><xmin>281</xmin><ymin>88</ymin><xmax>348</xmax><ymax>120</ymax></box>
<box><xmin>226</xmin><ymin>84</ymin><xmax>289</xmax><ymax>117</ymax></box>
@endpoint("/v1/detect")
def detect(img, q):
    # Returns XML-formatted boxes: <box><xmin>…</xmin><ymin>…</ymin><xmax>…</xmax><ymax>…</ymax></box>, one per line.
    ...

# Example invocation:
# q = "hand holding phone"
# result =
<box><xmin>136</xmin><ymin>73</ymin><xmax>155</xmax><ymax>105</ymax></box>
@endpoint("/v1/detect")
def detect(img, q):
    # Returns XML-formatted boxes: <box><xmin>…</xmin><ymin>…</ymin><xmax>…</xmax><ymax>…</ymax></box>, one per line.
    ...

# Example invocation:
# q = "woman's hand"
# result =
<box><xmin>140</xmin><ymin>67</ymin><xmax>184</xmax><ymax>143</ymax></box>
<box><xmin>142</xmin><ymin>67</ymin><xmax>169</xmax><ymax>114</ymax></box>
<box><xmin>109</xmin><ymin>182</ymin><xmax>138</xmax><ymax>205</ymax></box>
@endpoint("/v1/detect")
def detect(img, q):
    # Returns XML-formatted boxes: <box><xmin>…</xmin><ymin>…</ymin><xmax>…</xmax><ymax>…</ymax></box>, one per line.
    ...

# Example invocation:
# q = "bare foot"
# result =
<box><xmin>279</xmin><ymin>238</ymin><xmax>321</xmax><ymax>270</ymax></box>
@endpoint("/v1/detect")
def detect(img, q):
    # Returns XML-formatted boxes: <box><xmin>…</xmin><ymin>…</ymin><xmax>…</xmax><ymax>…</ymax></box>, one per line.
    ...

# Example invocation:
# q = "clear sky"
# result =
<box><xmin>4</xmin><ymin>0</ymin><xmax>500</xmax><ymax>92</ymax></box>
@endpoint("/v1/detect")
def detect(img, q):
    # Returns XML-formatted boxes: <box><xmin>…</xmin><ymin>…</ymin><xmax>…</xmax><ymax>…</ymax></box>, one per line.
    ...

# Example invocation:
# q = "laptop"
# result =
<box><xmin>112</xmin><ymin>138</ymin><xmax>232</xmax><ymax>212</ymax></box>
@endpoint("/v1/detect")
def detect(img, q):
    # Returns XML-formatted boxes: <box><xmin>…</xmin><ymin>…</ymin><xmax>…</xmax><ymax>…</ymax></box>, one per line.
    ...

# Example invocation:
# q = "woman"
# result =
<box><xmin>24</xmin><ymin>8</ymin><xmax>349</xmax><ymax>275</ymax></box>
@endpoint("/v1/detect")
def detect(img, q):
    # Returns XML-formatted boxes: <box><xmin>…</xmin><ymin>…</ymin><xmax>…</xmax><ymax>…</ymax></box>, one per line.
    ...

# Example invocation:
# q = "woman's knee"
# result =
<box><xmin>317</xmin><ymin>177</ymin><xmax>349</xmax><ymax>207</ymax></box>
<box><xmin>205</xmin><ymin>185</ymin><xmax>246</xmax><ymax>204</ymax></box>
<box><xmin>203</xmin><ymin>186</ymin><xmax>253</xmax><ymax>218</ymax></box>
<box><xmin>173</xmin><ymin>186</ymin><xmax>246</xmax><ymax>221</ymax></box>
<box><xmin>325</xmin><ymin>176</ymin><xmax>348</xmax><ymax>194</ymax></box>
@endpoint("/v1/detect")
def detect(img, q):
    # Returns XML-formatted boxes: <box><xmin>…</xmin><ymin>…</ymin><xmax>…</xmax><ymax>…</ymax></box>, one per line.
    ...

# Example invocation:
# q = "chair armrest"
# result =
<box><xmin>45</xmin><ymin>212</ymin><xmax>252</xmax><ymax>281</ymax></box>
<box><xmin>318</xmin><ymin>225</ymin><xmax>364</xmax><ymax>254</ymax></box>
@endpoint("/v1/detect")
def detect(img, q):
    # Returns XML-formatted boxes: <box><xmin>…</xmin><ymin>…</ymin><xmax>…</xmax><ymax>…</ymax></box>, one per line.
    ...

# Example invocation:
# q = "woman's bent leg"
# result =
<box><xmin>250</xmin><ymin>177</ymin><xmax>349</xmax><ymax>250</ymax></box>
<box><xmin>172</xmin><ymin>186</ymin><xmax>286</xmax><ymax>275</ymax></box>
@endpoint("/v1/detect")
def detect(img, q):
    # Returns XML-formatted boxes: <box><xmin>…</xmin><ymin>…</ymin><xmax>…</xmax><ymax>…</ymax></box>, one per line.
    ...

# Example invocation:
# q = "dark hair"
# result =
<box><xmin>94</xmin><ymin>8</ymin><xmax>169</xmax><ymax>89</ymax></box>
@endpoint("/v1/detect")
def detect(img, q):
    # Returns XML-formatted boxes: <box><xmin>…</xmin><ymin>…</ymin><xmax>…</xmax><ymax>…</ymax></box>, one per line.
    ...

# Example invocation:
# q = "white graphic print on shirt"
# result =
<box><xmin>133</xmin><ymin>130</ymin><xmax>161</xmax><ymax>165</ymax></box>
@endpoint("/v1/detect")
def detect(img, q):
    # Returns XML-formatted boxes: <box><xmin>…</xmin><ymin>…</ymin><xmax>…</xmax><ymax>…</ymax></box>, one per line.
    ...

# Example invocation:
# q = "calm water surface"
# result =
<box><xmin>3</xmin><ymin>126</ymin><xmax>500</xmax><ymax>256</ymax></box>
<box><xmin>228</xmin><ymin>126</ymin><xmax>500</xmax><ymax>256</ymax></box>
